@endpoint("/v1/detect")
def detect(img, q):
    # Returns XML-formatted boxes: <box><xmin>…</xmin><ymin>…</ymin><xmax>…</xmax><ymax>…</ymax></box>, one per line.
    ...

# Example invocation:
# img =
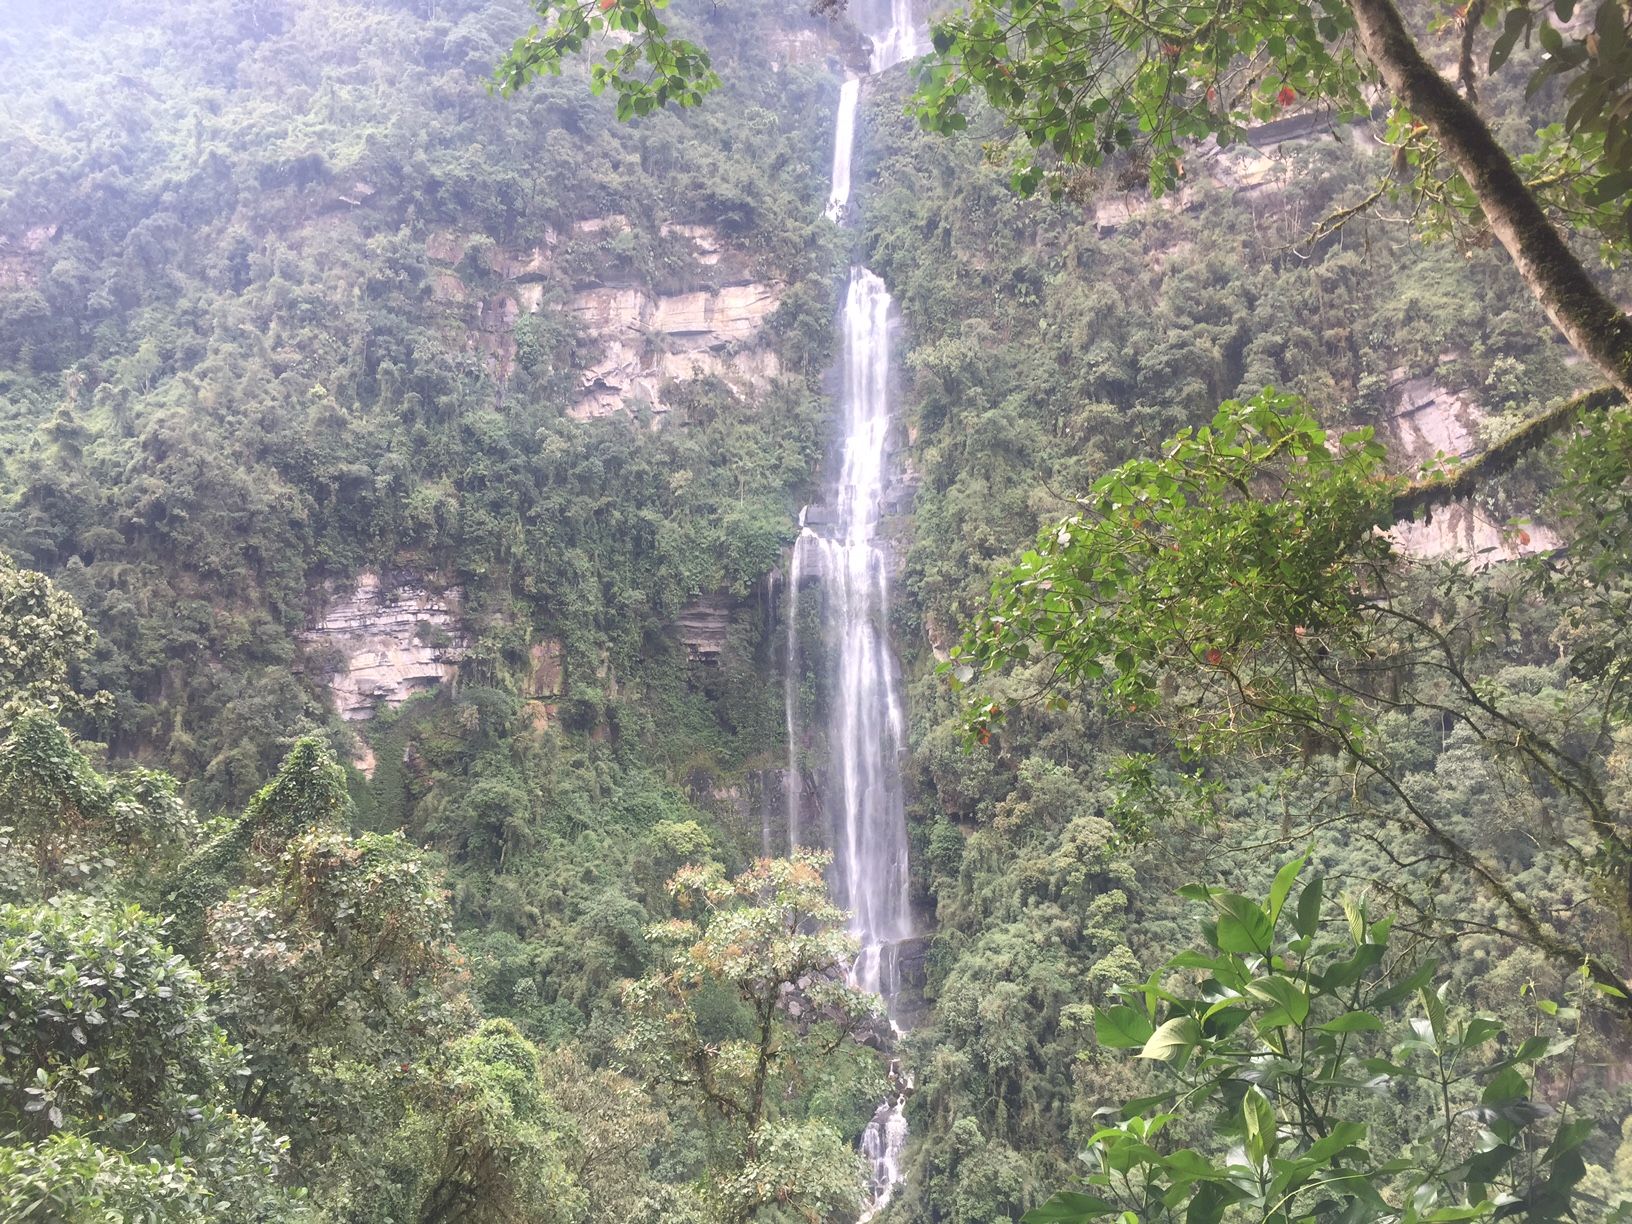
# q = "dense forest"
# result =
<box><xmin>6</xmin><ymin>0</ymin><xmax>1632</xmax><ymax>1220</ymax></box>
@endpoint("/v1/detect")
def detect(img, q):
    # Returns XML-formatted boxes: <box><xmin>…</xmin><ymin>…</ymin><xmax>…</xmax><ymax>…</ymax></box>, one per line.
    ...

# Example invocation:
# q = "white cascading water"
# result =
<box><xmin>826</xmin><ymin>79</ymin><xmax>861</xmax><ymax>221</ymax></box>
<box><xmin>784</xmin><ymin>2</ymin><xmax>922</xmax><ymax>1217</ymax></box>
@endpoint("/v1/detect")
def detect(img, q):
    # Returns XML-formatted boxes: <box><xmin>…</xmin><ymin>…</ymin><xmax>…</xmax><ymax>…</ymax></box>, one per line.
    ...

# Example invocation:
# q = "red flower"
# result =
<box><xmin>1276</xmin><ymin>85</ymin><xmax>1296</xmax><ymax>107</ymax></box>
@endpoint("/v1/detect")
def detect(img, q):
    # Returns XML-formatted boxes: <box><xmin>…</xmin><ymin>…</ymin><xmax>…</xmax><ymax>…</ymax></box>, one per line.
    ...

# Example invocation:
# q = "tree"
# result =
<box><xmin>1024</xmin><ymin>857</ymin><xmax>1609</xmax><ymax>1222</ymax></box>
<box><xmin>914</xmin><ymin>0</ymin><xmax>1632</xmax><ymax>395</ymax></box>
<box><xmin>503</xmin><ymin>0</ymin><xmax>1632</xmax><ymax>456</ymax></box>
<box><xmin>164</xmin><ymin>733</ymin><xmax>351</xmax><ymax>949</ymax></box>
<box><xmin>0</xmin><ymin>895</ymin><xmax>298</xmax><ymax>1220</ymax></box>
<box><xmin>205</xmin><ymin>822</ymin><xmax>465</xmax><ymax>1204</ymax></box>
<box><xmin>0</xmin><ymin>551</ymin><xmax>104</xmax><ymax>726</ymax></box>
<box><xmin>949</xmin><ymin>390</ymin><xmax>1632</xmax><ymax>1014</ymax></box>
<box><xmin>403</xmin><ymin>1020</ymin><xmax>577</xmax><ymax>1224</ymax></box>
<box><xmin>497</xmin><ymin>0</ymin><xmax>720</xmax><ymax>120</ymax></box>
<box><xmin>0</xmin><ymin>709</ymin><xmax>195</xmax><ymax>901</ymax></box>
<box><xmin>618</xmin><ymin>851</ymin><xmax>882</xmax><ymax>1223</ymax></box>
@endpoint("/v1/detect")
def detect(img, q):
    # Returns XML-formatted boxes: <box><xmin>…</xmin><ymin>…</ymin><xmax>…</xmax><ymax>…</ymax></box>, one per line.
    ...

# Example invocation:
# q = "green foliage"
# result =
<box><xmin>0</xmin><ymin>709</ymin><xmax>194</xmax><ymax>900</ymax></box>
<box><xmin>1</xmin><ymin>1131</ymin><xmax>238</xmax><ymax>1223</ymax></box>
<box><xmin>910</xmin><ymin>0</ymin><xmax>1632</xmax><ymax>249</ymax></box>
<box><xmin>0</xmin><ymin>896</ymin><xmax>296</xmax><ymax>1219</ymax></box>
<box><xmin>0</xmin><ymin>553</ymin><xmax>102</xmax><ymax>726</ymax></box>
<box><xmin>405</xmin><ymin>1019</ymin><xmax>576</xmax><ymax>1224</ymax></box>
<box><xmin>498</xmin><ymin>0</ymin><xmax>721</xmax><ymax>119</ymax></box>
<box><xmin>7</xmin><ymin>3</ymin><xmax>1632</xmax><ymax>1222</ymax></box>
<box><xmin>844</xmin><ymin>34</ymin><xmax>1632</xmax><ymax>1221</ymax></box>
<box><xmin>914</xmin><ymin>0</ymin><xmax>1364</xmax><ymax>198</ymax></box>
<box><xmin>0</xmin><ymin>896</ymin><xmax>225</xmax><ymax>1140</ymax></box>
<box><xmin>205</xmin><ymin>823</ymin><xmax>464</xmax><ymax>1192</ymax></box>
<box><xmin>951</xmin><ymin>390</ymin><xmax>1401</xmax><ymax>753</ymax></box>
<box><xmin>238</xmin><ymin>735</ymin><xmax>350</xmax><ymax>848</ymax></box>
<box><xmin>163</xmin><ymin>733</ymin><xmax>351</xmax><ymax>951</ymax></box>
<box><xmin>620</xmin><ymin>852</ymin><xmax>880</xmax><ymax>1222</ymax></box>
<box><xmin>1028</xmin><ymin>860</ymin><xmax>1605</xmax><ymax>1222</ymax></box>
<box><xmin>1481</xmin><ymin>0</ymin><xmax>1632</xmax><ymax>243</ymax></box>
<box><xmin>0</xmin><ymin>0</ymin><xmax>837</xmax><ymax>810</ymax></box>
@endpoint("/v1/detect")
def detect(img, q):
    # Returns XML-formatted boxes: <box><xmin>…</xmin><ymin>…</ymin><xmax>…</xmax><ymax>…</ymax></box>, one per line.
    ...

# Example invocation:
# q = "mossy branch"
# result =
<box><xmin>1387</xmin><ymin>385</ymin><xmax>1625</xmax><ymax>524</ymax></box>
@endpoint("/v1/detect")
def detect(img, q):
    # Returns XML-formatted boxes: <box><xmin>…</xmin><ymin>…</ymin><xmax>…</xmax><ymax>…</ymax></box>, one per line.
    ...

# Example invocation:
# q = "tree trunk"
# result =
<box><xmin>1347</xmin><ymin>0</ymin><xmax>1632</xmax><ymax>398</ymax></box>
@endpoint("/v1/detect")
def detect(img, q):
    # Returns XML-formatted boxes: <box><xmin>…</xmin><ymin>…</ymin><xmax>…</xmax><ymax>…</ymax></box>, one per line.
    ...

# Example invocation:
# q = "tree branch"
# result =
<box><xmin>1388</xmin><ymin>385</ymin><xmax>1625</xmax><ymax>523</ymax></box>
<box><xmin>1346</xmin><ymin>0</ymin><xmax>1632</xmax><ymax>397</ymax></box>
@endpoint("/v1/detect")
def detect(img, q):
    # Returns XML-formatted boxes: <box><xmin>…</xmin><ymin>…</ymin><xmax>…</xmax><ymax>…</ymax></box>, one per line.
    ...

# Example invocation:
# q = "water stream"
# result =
<box><xmin>785</xmin><ymin>3</ymin><xmax>922</xmax><ymax>1216</ymax></box>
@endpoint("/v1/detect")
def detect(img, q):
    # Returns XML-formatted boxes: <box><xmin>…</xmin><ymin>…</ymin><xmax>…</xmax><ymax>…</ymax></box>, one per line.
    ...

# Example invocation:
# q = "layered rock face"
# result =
<box><xmin>424</xmin><ymin>216</ymin><xmax>784</xmax><ymax>420</ymax></box>
<box><xmin>302</xmin><ymin>572</ymin><xmax>466</xmax><ymax>720</ymax></box>
<box><xmin>566</xmin><ymin>279</ymin><xmax>783</xmax><ymax>420</ymax></box>
<box><xmin>0</xmin><ymin>223</ymin><xmax>57</xmax><ymax>288</ymax></box>
<box><xmin>672</xmin><ymin>592</ymin><xmax>737</xmax><ymax>665</ymax></box>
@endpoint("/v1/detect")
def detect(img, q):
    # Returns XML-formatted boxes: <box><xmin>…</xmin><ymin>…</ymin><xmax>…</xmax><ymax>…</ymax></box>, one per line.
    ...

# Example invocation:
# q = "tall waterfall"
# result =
<box><xmin>784</xmin><ymin>1</ymin><xmax>922</xmax><ymax>1217</ymax></box>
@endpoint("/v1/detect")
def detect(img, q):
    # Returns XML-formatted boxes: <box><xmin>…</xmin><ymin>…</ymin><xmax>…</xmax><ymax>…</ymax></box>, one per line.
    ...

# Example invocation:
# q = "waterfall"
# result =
<box><xmin>868</xmin><ymin>0</ymin><xmax>925</xmax><ymax>72</ymax></box>
<box><xmin>783</xmin><ymin>518</ymin><xmax>805</xmax><ymax>853</ymax></box>
<box><xmin>783</xmin><ymin>2</ymin><xmax>922</xmax><ymax>1217</ymax></box>
<box><xmin>826</xmin><ymin>79</ymin><xmax>860</xmax><ymax>221</ymax></box>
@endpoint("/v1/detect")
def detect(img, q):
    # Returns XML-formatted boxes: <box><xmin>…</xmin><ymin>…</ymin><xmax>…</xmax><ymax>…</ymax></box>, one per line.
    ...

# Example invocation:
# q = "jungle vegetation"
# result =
<box><xmin>4</xmin><ymin>0</ymin><xmax>1632</xmax><ymax>1220</ymax></box>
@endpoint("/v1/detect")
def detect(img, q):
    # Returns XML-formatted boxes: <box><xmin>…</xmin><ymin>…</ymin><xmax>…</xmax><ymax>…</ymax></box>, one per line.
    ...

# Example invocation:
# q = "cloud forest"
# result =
<box><xmin>5</xmin><ymin>0</ymin><xmax>1632</xmax><ymax>1220</ymax></box>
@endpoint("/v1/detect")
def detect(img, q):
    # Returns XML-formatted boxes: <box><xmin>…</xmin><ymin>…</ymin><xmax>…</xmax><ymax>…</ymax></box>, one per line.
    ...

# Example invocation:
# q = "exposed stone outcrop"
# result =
<box><xmin>302</xmin><ymin>572</ymin><xmax>466</xmax><ymax>720</ymax></box>
<box><xmin>767</xmin><ymin>28</ymin><xmax>833</xmax><ymax>68</ymax></box>
<box><xmin>567</xmin><ymin>280</ymin><xmax>783</xmax><ymax>420</ymax></box>
<box><xmin>673</xmin><ymin>592</ymin><xmax>737</xmax><ymax>664</ymax></box>
<box><xmin>1092</xmin><ymin>114</ymin><xmax>1364</xmax><ymax>234</ymax></box>
<box><xmin>1389</xmin><ymin>371</ymin><xmax>1479</xmax><ymax>458</ymax></box>
<box><xmin>526</xmin><ymin>637</ymin><xmax>565</xmax><ymax>698</ymax></box>
<box><xmin>662</xmin><ymin>222</ymin><xmax>723</xmax><ymax>264</ymax></box>
<box><xmin>0</xmin><ymin>223</ymin><xmax>56</xmax><ymax>288</ymax></box>
<box><xmin>570</xmin><ymin>214</ymin><xmax>628</xmax><ymax>237</ymax></box>
<box><xmin>1389</xmin><ymin>508</ymin><xmax>1561</xmax><ymax>563</ymax></box>
<box><xmin>424</xmin><ymin>221</ymin><xmax>782</xmax><ymax>416</ymax></box>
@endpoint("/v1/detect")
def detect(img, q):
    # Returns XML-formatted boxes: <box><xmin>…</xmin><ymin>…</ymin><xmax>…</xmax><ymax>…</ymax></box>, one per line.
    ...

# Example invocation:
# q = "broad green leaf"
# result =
<box><xmin>1095</xmin><ymin>1004</ymin><xmax>1156</xmax><ymax>1049</ymax></box>
<box><xmin>1213</xmin><ymin>894</ymin><xmax>1273</xmax><ymax>954</ymax></box>
<box><xmin>1305</xmin><ymin>1119</ymin><xmax>1367</xmax><ymax>1163</ymax></box>
<box><xmin>1490</xmin><ymin>8</ymin><xmax>1530</xmax><ymax>74</ymax></box>
<box><xmin>1163</xmin><ymin>1148</ymin><xmax>1226</xmax><ymax>1182</ymax></box>
<box><xmin>1420</xmin><ymin>986</ymin><xmax>1448</xmax><ymax>1045</ymax></box>
<box><xmin>1140</xmin><ymin>1015</ymin><xmax>1203</xmax><ymax>1061</ymax></box>
<box><xmin>1544</xmin><ymin>1116</ymin><xmax>1598</xmax><ymax>1160</ymax></box>
<box><xmin>1294</xmin><ymin>876</ymin><xmax>1324</xmax><ymax>940</ymax></box>
<box><xmin>1319</xmin><ymin>942</ymin><xmax>1385</xmax><ymax>991</ymax></box>
<box><xmin>1371</xmin><ymin>959</ymin><xmax>1439</xmax><ymax>1008</ymax></box>
<box><xmin>1246</xmin><ymin>976</ymin><xmax>1310</xmax><ymax>1028</ymax></box>
<box><xmin>1267</xmin><ymin>853</ymin><xmax>1307</xmax><ymax>927</ymax></box>
<box><xmin>1242</xmin><ymin>1086</ymin><xmax>1277</xmax><ymax>1164</ymax></box>
<box><xmin>1185</xmin><ymin>1181</ymin><xmax>1240</xmax><ymax>1224</ymax></box>
<box><xmin>1460</xmin><ymin>1016</ymin><xmax>1502</xmax><ymax>1048</ymax></box>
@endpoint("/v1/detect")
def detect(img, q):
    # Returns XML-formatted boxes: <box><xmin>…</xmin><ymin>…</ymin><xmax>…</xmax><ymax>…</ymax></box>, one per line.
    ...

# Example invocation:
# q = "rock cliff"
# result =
<box><xmin>424</xmin><ymin>217</ymin><xmax>784</xmax><ymax>419</ymax></box>
<box><xmin>302</xmin><ymin>572</ymin><xmax>466</xmax><ymax>721</ymax></box>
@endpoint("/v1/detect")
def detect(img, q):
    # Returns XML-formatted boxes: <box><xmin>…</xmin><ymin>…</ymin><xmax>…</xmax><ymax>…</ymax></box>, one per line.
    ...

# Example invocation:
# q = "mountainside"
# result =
<box><xmin>6</xmin><ymin>0</ymin><xmax>1632</xmax><ymax>1219</ymax></box>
